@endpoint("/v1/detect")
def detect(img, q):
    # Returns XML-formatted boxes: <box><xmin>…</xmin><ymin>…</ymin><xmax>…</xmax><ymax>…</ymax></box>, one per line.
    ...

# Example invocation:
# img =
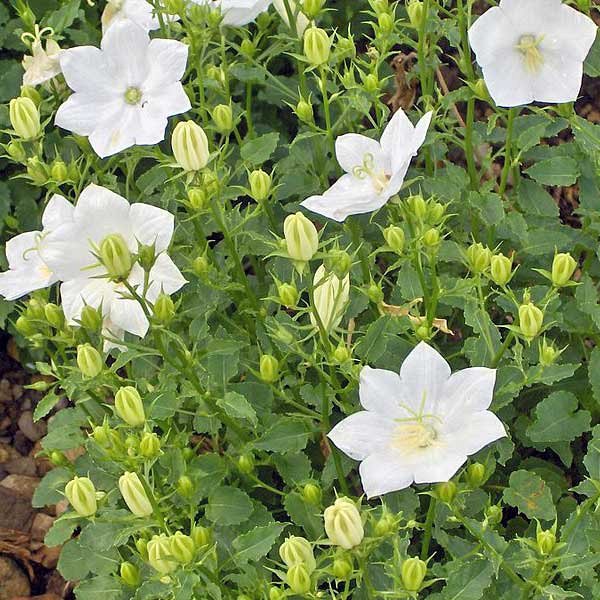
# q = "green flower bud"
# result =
<box><xmin>378</xmin><ymin>12</ymin><xmax>394</xmax><ymax>33</ymax></box>
<box><xmin>401</xmin><ymin>557</ymin><xmax>427</xmax><ymax>592</ymax></box>
<box><xmin>240</xmin><ymin>38</ymin><xmax>256</xmax><ymax>57</ymax></box>
<box><xmin>259</xmin><ymin>354</ymin><xmax>279</xmax><ymax>383</ymax></box>
<box><xmin>50</xmin><ymin>160</ymin><xmax>69</xmax><ymax>182</ymax></box>
<box><xmin>206</xmin><ymin>65</ymin><xmax>225</xmax><ymax>83</ymax></box>
<box><xmin>115</xmin><ymin>386</ymin><xmax>146</xmax><ymax>427</ymax></box>
<box><xmin>27</xmin><ymin>298</ymin><xmax>46</xmax><ymax>320</ymax></box>
<box><xmin>284</xmin><ymin>212</ymin><xmax>319</xmax><ymax>262</ymax></box>
<box><xmin>65</xmin><ymin>476</ymin><xmax>98</xmax><ymax>517</ymax></box>
<box><xmin>9</xmin><ymin>96</ymin><xmax>40</xmax><ymax>139</ymax></box>
<box><xmin>332</xmin><ymin>557</ymin><xmax>353</xmax><ymax>579</ymax></box>
<box><xmin>536</xmin><ymin>525</ymin><xmax>556</xmax><ymax>556</ymax></box>
<box><xmin>237</xmin><ymin>453</ymin><xmax>255</xmax><ymax>474</ymax></box>
<box><xmin>332</xmin><ymin>344</ymin><xmax>351</xmax><ymax>364</ymax></box>
<box><xmin>188</xmin><ymin>187</ymin><xmax>208</xmax><ymax>211</ymax></box>
<box><xmin>324</xmin><ymin>497</ymin><xmax>364</xmax><ymax>550</ymax></box>
<box><xmin>27</xmin><ymin>156</ymin><xmax>48</xmax><ymax>185</ymax></box>
<box><xmin>50</xmin><ymin>451</ymin><xmax>68</xmax><ymax>466</ymax></box>
<box><xmin>170</xmin><ymin>531</ymin><xmax>195</xmax><ymax>564</ymax></box>
<box><xmin>334</xmin><ymin>35</ymin><xmax>356</xmax><ymax>60</ymax></box>
<box><xmin>539</xmin><ymin>338</ymin><xmax>560</xmax><ymax>366</ymax></box>
<box><xmin>286</xmin><ymin>563</ymin><xmax>312</xmax><ymax>594</ymax></box>
<box><xmin>147</xmin><ymin>534</ymin><xmax>177</xmax><ymax>574</ymax></box>
<box><xmin>77</xmin><ymin>344</ymin><xmax>104</xmax><ymax>378</ymax></box>
<box><xmin>6</xmin><ymin>141</ymin><xmax>26</xmax><ymax>162</ymax></box>
<box><xmin>295</xmin><ymin>98</ymin><xmax>314</xmax><ymax>123</ymax></box>
<box><xmin>465</xmin><ymin>462</ymin><xmax>486</xmax><ymax>488</ymax></box>
<box><xmin>278</xmin><ymin>282</ymin><xmax>299</xmax><ymax>307</ymax></box>
<box><xmin>427</xmin><ymin>201</ymin><xmax>445</xmax><ymax>224</ymax></box>
<box><xmin>367</xmin><ymin>282</ymin><xmax>384</xmax><ymax>305</ymax></box>
<box><xmin>99</xmin><ymin>234</ymin><xmax>133</xmax><ymax>280</ymax></box>
<box><xmin>303</xmin><ymin>0</ymin><xmax>324</xmax><ymax>17</ymax></box>
<box><xmin>326</xmin><ymin>249</ymin><xmax>353</xmax><ymax>278</ymax></box>
<box><xmin>279</xmin><ymin>536</ymin><xmax>316</xmax><ymax>572</ymax></box>
<box><xmin>374</xmin><ymin>512</ymin><xmax>396</xmax><ymax>536</ymax></box>
<box><xmin>248</xmin><ymin>169</ymin><xmax>272</xmax><ymax>201</ymax></box>
<box><xmin>120</xmin><ymin>561</ymin><xmax>140</xmax><ymax>587</ymax></box>
<box><xmin>177</xmin><ymin>475</ymin><xmax>194</xmax><ymax>497</ymax></box>
<box><xmin>341</xmin><ymin>66</ymin><xmax>356</xmax><ymax>89</ymax></box>
<box><xmin>551</xmin><ymin>252</ymin><xmax>577</xmax><ymax>287</ymax></box>
<box><xmin>15</xmin><ymin>315</ymin><xmax>35</xmax><ymax>337</ymax></box>
<box><xmin>192</xmin><ymin>255</ymin><xmax>210</xmax><ymax>277</ymax></box>
<box><xmin>466</xmin><ymin>242</ymin><xmax>492</xmax><ymax>274</ymax></box>
<box><xmin>20</xmin><ymin>85</ymin><xmax>41</xmax><ymax>105</ymax></box>
<box><xmin>136</xmin><ymin>244</ymin><xmax>156</xmax><ymax>271</ymax></box>
<box><xmin>423</xmin><ymin>227</ymin><xmax>441</xmax><ymax>248</ymax></box>
<box><xmin>406</xmin><ymin>0</ymin><xmax>424</xmax><ymax>27</ymax></box>
<box><xmin>383</xmin><ymin>225</ymin><xmax>405</xmax><ymax>254</ymax></box>
<box><xmin>269</xmin><ymin>587</ymin><xmax>284</xmax><ymax>600</ymax></box>
<box><xmin>485</xmin><ymin>504</ymin><xmax>503</xmax><ymax>526</ymax></box>
<box><xmin>519</xmin><ymin>302</ymin><xmax>544</xmax><ymax>340</ymax></box>
<box><xmin>44</xmin><ymin>302</ymin><xmax>64</xmax><ymax>329</ymax></box>
<box><xmin>135</xmin><ymin>538</ymin><xmax>148</xmax><ymax>561</ymax></box>
<box><xmin>172</xmin><ymin>121</ymin><xmax>209</xmax><ymax>172</ymax></box>
<box><xmin>153</xmin><ymin>293</ymin><xmax>175</xmax><ymax>324</ymax></box>
<box><xmin>362</xmin><ymin>73</ymin><xmax>380</xmax><ymax>94</ymax></box>
<box><xmin>191</xmin><ymin>525</ymin><xmax>212</xmax><ymax>548</ymax></box>
<box><xmin>140</xmin><ymin>432</ymin><xmax>161</xmax><ymax>458</ymax></box>
<box><xmin>415</xmin><ymin>324</ymin><xmax>430</xmax><ymax>340</ymax></box>
<box><xmin>80</xmin><ymin>305</ymin><xmax>103</xmax><ymax>332</ymax></box>
<box><xmin>490</xmin><ymin>253</ymin><xmax>513</xmax><ymax>286</ymax></box>
<box><xmin>407</xmin><ymin>194</ymin><xmax>427</xmax><ymax>220</ymax></box>
<box><xmin>301</xmin><ymin>482</ymin><xmax>322</xmax><ymax>505</ymax></box>
<box><xmin>119</xmin><ymin>471</ymin><xmax>153</xmax><ymax>517</ymax></box>
<box><xmin>435</xmin><ymin>481</ymin><xmax>457</xmax><ymax>504</ymax></box>
<box><xmin>213</xmin><ymin>104</ymin><xmax>234</xmax><ymax>133</ymax></box>
<box><xmin>303</xmin><ymin>27</ymin><xmax>331</xmax><ymax>65</ymax></box>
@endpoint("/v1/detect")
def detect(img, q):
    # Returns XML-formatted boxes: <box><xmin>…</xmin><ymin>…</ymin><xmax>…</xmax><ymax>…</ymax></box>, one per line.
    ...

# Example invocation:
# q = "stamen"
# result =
<box><xmin>124</xmin><ymin>87</ymin><xmax>143</xmax><ymax>105</ymax></box>
<box><xmin>516</xmin><ymin>34</ymin><xmax>544</xmax><ymax>72</ymax></box>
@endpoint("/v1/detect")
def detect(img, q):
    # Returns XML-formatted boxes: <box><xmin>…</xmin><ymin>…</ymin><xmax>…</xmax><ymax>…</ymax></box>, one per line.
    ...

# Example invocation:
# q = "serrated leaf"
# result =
<box><xmin>584</xmin><ymin>425</ymin><xmax>600</xmax><ymax>480</ymax></box>
<box><xmin>525</xmin><ymin>157</ymin><xmax>580</xmax><ymax>187</ymax></box>
<box><xmin>240</xmin><ymin>132</ymin><xmax>279</xmax><ymax>164</ymax></box>
<box><xmin>503</xmin><ymin>470</ymin><xmax>555</xmax><ymax>521</ymax></box>
<box><xmin>254</xmin><ymin>418</ymin><xmax>311</xmax><ymax>454</ymax></box>
<box><xmin>33</xmin><ymin>388</ymin><xmax>60</xmax><ymax>421</ymax></box>
<box><xmin>205</xmin><ymin>486</ymin><xmax>253</xmax><ymax>525</ymax></box>
<box><xmin>232</xmin><ymin>522</ymin><xmax>285</xmax><ymax>563</ymax></box>
<box><xmin>216</xmin><ymin>391</ymin><xmax>257</xmax><ymax>426</ymax></box>
<box><xmin>283</xmin><ymin>491</ymin><xmax>323</xmax><ymax>540</ymax></box>
<box><xmin>527</xmin><ymin>391</ymin><xmax>590</xmax><ymax>443</ymax></box>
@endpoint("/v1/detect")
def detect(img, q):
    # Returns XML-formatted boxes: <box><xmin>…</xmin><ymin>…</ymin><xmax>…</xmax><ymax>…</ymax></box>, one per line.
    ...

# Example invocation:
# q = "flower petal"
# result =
<box><xmin>145</xmin><ymin>39</ymin><xmax>189</xmax><ymax>89</ymax></box>
<box><xmin>145</xmin><ymin>254</ymin><xmax>187</xmax><ymax>302</ymax></box>
<box><xmin>59</xmin><ymin>46</ymin><xmax>115</xmax><ymax>95</ymax></box>
<box><xmin>144</xmin><ymin>82</ymin><xmax>191</xmax><ymax>117</ymax></box>
<box><xmin>412</xmin><ymin>447</ymin><xmax>468</xmax><ymax>485</ymax></box>
<box><xmin>41</xmin><ymin>195</ymin><xmax>75</xmax><ymax>231</ymax></box>
<box><xmin>109</xmin><ymin>290</ymin><xmax>149</xmax><ymax>337</ymax></box>
<box><xmin>358</xmin><ymin>452</ymin><xmax>414</xmax><ymax>498</ymax></box>
<box><xmin>359</xmin><ymin>366</ymin><xmax>415</xmax><ymax>418</ymax></box>
<box><xmin>89</xmin><ymin>106</ymin><xmax>139</xmax><ymax>158</ymax></box>
<box><xmin>443</xmin><ymin>411</ymin><xmax>506</xmax><ymax>457</ymax></box>
<box><xmin>335</xmin><ymin>133</ymin><xmax>385</xmax><ymax>175</ymax></box>
<box><xmin>531</xmin><ymin>53</ymin><xmax>585</xmax><ymax>104</ymax></box>
<box><xmin>441</xmin><ymin>367</ymin><xmax>497</xmax><ymax>419</ymax></box>
<box><xmin>55</xmin><ymin>93</ymin><xmax>123</xmax><ymax>137</ymax></box>
<box><xmin>328</xmin><ymin>411</ymin><xmax>395</xmax><ymax>461</ymax></box>
<box><xmin>60</xmin><ymin>278</ymin><xmax>115</xmax><ymax>324</ymax></box>
<box><xmin>129</xmin><ymin>204</ymin><xmax>174</xmax><ymax>252</ymax></box>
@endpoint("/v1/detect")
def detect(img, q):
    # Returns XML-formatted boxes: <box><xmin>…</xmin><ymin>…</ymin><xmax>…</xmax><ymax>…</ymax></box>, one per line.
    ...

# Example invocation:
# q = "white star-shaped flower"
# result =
<box><xmin>468</xmin><ymin>0</ymin><xmax>597</xmax><ymax>107</ymax></box>
<box><xmin>55</xmin><ymin>19</ymin><xmax>191</xmax><ymax>158</ymax></box>
<box><xmin>328</xmin><ymin>342</ymin><xmax>506</xmax><ymax>498</ymax></box>
<box><xmin>40</xmin><ymin>184</ymin><xmax>187</xmax><ymax>340</ymax></box>
<box><xmin>0</xmin><ymin>195</ymin><xmax>74</xmax><ymax>301</ymax></box>
<box><xmin>189</xmin><ymin>0</ymin><xmax>272</xmax><ymax>26</ymax></box>
<box><xmin>22</xmin><ymin>37</ymin><xmax>62</xmax><ymax>87</ymax></box>
<box><xmin>301</xmin><ymin>109</ymin><xmax>432</xmax><ymax>222</ymax></box>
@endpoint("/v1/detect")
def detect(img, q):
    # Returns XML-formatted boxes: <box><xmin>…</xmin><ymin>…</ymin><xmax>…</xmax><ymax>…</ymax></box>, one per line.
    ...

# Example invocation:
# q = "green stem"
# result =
<box><xmin>420</xmin><ymin>496</ymin><xmax>437</xmax><ymax>560</ymax></box>
<box><xmin>416</xmin><ymin>0</ymin><xmax>431</xmax><ymax>100</ymax></box>
<box><xmin>491</xmin><ymin>331</ymin><xmax>514</xmax><ymax>368</ymax></box>
<box><xmin>245</xmin><ymin>82</ymin><xmax>254</xmax><ymax>137</ymax></box>
<box><xmin>319</xmin><ymin>67</ymin><xmax>335</xmax><ymax>158</ymax></box>
<box><xmin>499</xmin><ymin>109</ymin><xmax>517</xmax><ymax>196</ymax></box>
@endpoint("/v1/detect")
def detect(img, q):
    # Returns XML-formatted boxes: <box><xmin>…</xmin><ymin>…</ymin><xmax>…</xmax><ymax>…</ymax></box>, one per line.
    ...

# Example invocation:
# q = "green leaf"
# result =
<box><xmin>232</xmin><ymin>522</ymin><xmax>285</xmax><ymax>563</ymax></box>
<box><xmin>583</xmin><ymin>425</ymin><xmax>600</xmax><ymax>480</ymax></box>
<box><xmin>205</xmin><ymin>486</ymin><xmax>253</xmax><ymax>525</ymax></box>
<box><xmin>32</xmin><ymin>467</ymin><xmax>71</xmax><ymax>508</ymax></box>
<box><xmin>58</xmin><ymin>539</ymin><xmax>119</xmax><ymax>581</ymax></box>
<box><xmin>43</xmin><ymin>0</ymin><xmax>82</xmax><ymax>33</ymax></box>
<box><xmin>74</xmin><ymin>575</ymin><xmax>123</xmax><ymax>600</ymax></box>
<box><xmin>240</xmin><ymin>132</ymin><xmax>280</xmax><ymax>164</ymax></box>
<box><xmin>216</xmin><ymin>391</ymin><xmax>257</xmax><ymax>426</ymax></box>
<box><xmin>437</xmin><ymin>558</ymin><xmax>493</xmax><ymax>600</ymax></box>
<box><xmin>33</xmin><ymin>388</ymin><xmax>60</xmax><ymax>421</ymax></box>
<box><xmin>518</xmin><ymin>179</ymin><xmax>558</xmax><ymax>217</ymax></box>
<box><xmin>283</xmin><ymin>491</ymin><xmax>323</xmax><ymax>540</ymax></box>
<box><xmin>45</xmin><ymin>515</ymin><xmax>80</xmax><ymax>547</ymax></box>
<box><xmin>527</xmin><ymin>391</ymin><xmax>591</xmax><ymax>443</ymax></box>
<box><xmin>503</xmin><ymin>470</ymin><xmax>555</xmax><ymax>521</ymax></box>
<box><xmin>588</xmin><ymin>347</ymin><xmax>600</xmax><ymax>405</ymax></box>
<box><xmin>254</xmin><ymin>418</ymin><xmax>311</xmax><ymax>454</ymax></box>
<box><xmin>524</xmin><ymin>157</ymin><xmax>580</xmax><ymax>187</ymax></box>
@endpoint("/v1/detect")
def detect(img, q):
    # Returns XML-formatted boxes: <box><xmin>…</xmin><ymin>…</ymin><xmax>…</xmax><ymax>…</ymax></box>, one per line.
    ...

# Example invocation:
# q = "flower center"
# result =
<box><xmin>516</xmin><ymin>34</ymin><xmax>544</xmax><ymax>72</ymax></box>
<box><xmin>124</xmin><ymin>87</ymin><xmax>143</xmax><ymax>105</ymax></box>
<box><xmin>352</xmin><ymin>153</ymin><xmax>390</xmax><ymax>193</ymax></box>
<box><xmin>391</xmin><ymin>421</ymin><xmax>439</xmax><ymax>454</ymax></box>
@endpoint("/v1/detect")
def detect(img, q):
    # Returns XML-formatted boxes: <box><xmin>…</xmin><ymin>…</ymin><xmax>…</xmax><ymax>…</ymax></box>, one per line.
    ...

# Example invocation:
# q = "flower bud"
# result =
<box><xmin>301</xmin><ymin>482</ymin><xmax>321</xmax><ymax>505</ymax></box>
<box><xmin>80</xmin><ymin>305</ymin><xmax>103</xmax><ymax>331</ymax></box>
<box><xmin>539</xmin><ymin>338</ymin><xmax>560</xmax><ymax>367</ymax></box>
<box><xmin>50</xmin><ymin>450</ymin><xmax>68</xmax><ymax>466</ymax></box>
<box><xmin>324</xmin><ymin>497</ymin><xmax>364</xmax><ymax>550</ymax></box>
<box><xmin>15</xmin><ymin>315</ymin><xmax>35</xmax><ymax>337</ymax></box>
<box><xmin>51</xmin><ymin>160</ymin><xmax>69</xmax><ymax>182</ymax></box>
<box><xmin>401</xmin><ymin>557</ymin><xmax>427</xmax><ymax>592</ymax></box>
<box><xmin>191</xmin><ymin>525</ymin><xmax>212</xmax><ymax>548</ymax></box>
<box><xmin>9</xmin><ymin>96</ymin><xmax>40</xmax><ymax>139</ymax></box>
<box><xmin>519</xmin><ymin>302</ymin><xmax>544</xmax><ymax>340</ymax></box>
<box><xmin>435</xmin><ymin>481</ymin><xmax>457</xmax><ymax>504</ymax></box>
<box><xmin>27</xmin><ymin>298</ymin><xmax>46</xmax><ymax>320</ymax></box>
<box><xmin>278</xmin><ymin>282</ymin><xmax>299</xmax><ymax>307</ymax></box>
<box><xmin>135</xmin><ymin>538</ymin><xmax>148</xmax><ymax>561</ymax></box>
<box><xmin>147</xmin><ymin>534</ymin><xmax>177</xmax><ymax>574</ymax></box>
<box><xmin>332</xmin><ymin>344</ymin><xmax>351</xmax><ymax>364</ymax></box>
<box><xmin>114</xmin><ymin>386</ymin><xmax>146</xmax><ymax>427</ymax></box>
<box><xmin>362</xmin><ymin>73</ymin><xmax>380</xmax><ymax>94</ymax></box>
<box><xmin>99</xmin><ymin>234</ymin><xmax>133</xmax><ymax>280</ymax></box>
<box><xmin>119</xmin><ymin>472</ymin><xmax>153</xmax><ymax>517</ymax></box>
<box><xmin>120</xmin><ymin>561</ymin><xmax>140</xmax><ymax>587</ymax></box>
<box><xmin>240</xmin><ymin>38</ymin><xmax>256</xmax><ymax>57</ymax></box>
<box><xmin>192</xmin><ymin>255</ymin><xmax>210</xmax><ymax>277</ymax></box>
<box><xmin>469</xmin><ymin>78</ymin><xmax>489</xmax><ymax>101</ymax></box>
<box><xmin>427</xmin><ymin>201</ymin><xmax>445</xmax><ymax>224</ymax></box>
<box><xmin>312</xmin><ymin>265</ymin><xmax>350</xmax><ymax>332</ymax></box>
<box><xmin>249</xmin><ymin>169</ymin><xmax>272</xmax><ymax>202</ymax></box>
<box><xmin>536</xmin><ymin>525</ymin><xmax>556</xmax><ymax>556</ymax></box>
<box><xmin>188</xmin><ymin>187</ymin><xmax>208</xmax><ymax>211</ymax></box>
<box><xmin>374</xmin><ymin>512</ymin><xmax>396</xmax><ymax>536</ymax></box>
<box><xmin>407</xmin><ymin>194</ymin><xmax>427</xmax><ymax>220</ymax></box>
<box><xmin>332</xmin><ymin>557</ymin><xmax>353</xmax><ymax>579</ymax></box>
<box><xmin>177</xmin><ymin>475</ymin><xmax>194</xmax><ymax>497</ymax></box>
<box><xmin>77</xmin><ymin>344</ymin><xmax>103</xmax><ymax>378</ymax></box>
<box><xmin>303</xmin><ymin>27</ymin><xmax>331</xmax><ymax>65</ymax></box>
<box><xmin>466</xmin><ymin>242</ymin><xmax>492</xmax><ymax>274</ymax></box>
<box><xmin>279</xmin><ymin>536</ymin><xmax>316</xmax><ymax>572</ymax></box>
<box><xmin>378</xmin><ymin>12</ymin><xmax>394</xmax><ymax>33</ymax></box>
<box><xmin>237</xmin><ymin>453</ymin><xmax>255</xmax><ymax>474</ymax></box>
<box><xmin>465</xmin><ymin>462</ymin><xmax>486</xmax><ymax>488</ymax></box>
<box><xmin>383</xmin><ymin>225</ymin><xmax>405</xmax><ymax>254</ymax></box>
<box><xmin>259</xmin><ymin>354</ymin><xmax>279</xmax><ymax>383</ymax></box>
<box><xmin>295</xmin><ymin>99</ymin><xmax>314</xmax><ymax>123</ymax></box>
<box><xmin>551</xmin><ymin>253</ymin><xmax>577</xmax><ymax>287</ymax></box>
<box><xmin>490</xmin><ymin>253</ymin><xmax>513</xmax><ymax>286</ymax></box>
<box><xmin>406</xmin><ymin>0</ymin><xmax>424</xmax><ymax>27</ymax></box>
<box><xmin>303</xmin><ymin>0</ymin><xmax>324</xmax><ymax>17</ymax></box>
<box><xmin>64</xmin><ymin>476</ymin><xmax>97</xmax><ymax>517</ymax></box>
<box><xmin>484</xmin><ymin>504</ymin><xmax>503</xmax><ymax>526</ymax></box>
<box><xmin>6</xmin><ymin>141</ymin><xmax>26</xmax><ymax>162</ymax></box>
<box><xmin>27</xmin><ymin>156</ymin><xmax>48</xmax><ymax>184</ymax></box>
<box><xmin>153</xmin><ymin>293</ymin><xmax>175</xmax><ymax>324</ymax></box>
<box><xmin>367</xmin><ymin>282</ymin><xmax>384</xmax><ymax>305</ymax></box>
<box><xmin>286</xmin><ymin>563</ymin><xmax>312</xmax><ymax>594</ymax></box>
<box><xmin>269</xmin><ymin>587</ymin><xmax>284</xmax><ymax>600</ymax></box>
<box><xmin>284</xmin><ymin>212</ymin><xmax>319</xmax><ymax>262</ymax></box>
<box><xmin>326</xmin><ymin>249</ymin><xmax>352</xmax><ymax>278</ymax></box>
<box><xmin>20</xmin><ymin>85</ymin><xmax>41</xmax><ymax>105</ymax></box>
<box><xmin>172</xmin><ymin>121</ymin><xmax>209</xmax><ymax>172</ymax></box>
<box><xmin>213</xmin><ymin>104</ymin><xmax>234</xmax><ymax>133</ymax></box>
<box><xmin>170</xmin><ymin>531</ymin><xmax>195</xmax><ymax>564</ymax></box>
<box><xmin>423</xmin><ymin>227</ymin><xmax>440</xmax><ymax>248</ymax></box>
<box><xmin>44</xmin><ymin>302</ymin><xmax>64</xmax><ymax>329</ymax></box>
<box><xmin>139</xmin><ymin>432</ymin><xmax>161</xmax><ymax>458</ymax></box>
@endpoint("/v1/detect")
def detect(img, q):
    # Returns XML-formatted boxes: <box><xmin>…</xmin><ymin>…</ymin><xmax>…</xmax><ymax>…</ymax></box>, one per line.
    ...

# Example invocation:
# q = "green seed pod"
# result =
<box><xmin>188</xmin><ymin>187</ymin><xmax>208</xmax><ymax>211</ymax></box>
<box><xmin>303</xmin><ymin>27</ymin><xmax>331</xmax><ymax>65</ymax></box>
<box><xmin>536</xmin><ymin>525</ymin><xmax>556</xmax><ymax>556</ymax></box>
<box><xmin>423</xmin><ymin>227</ymin><xmax>441</xmax><ymax>248</ymax></box>
<box><xmin>65</xmin><ymin>476</ymin><xmax>97</xmax><ymax>517</ymax></box>
<box><xmin>15</xmin><ymin>315</ymin><xmax>35</xmax><ymax>337</ymax></box>
<box><xmin>435</xmin><ymin>481</ymin><xmax>457</xmax><ymax>504</ymax></box>
<box><xmin>485</xmin><ymin>504</ymin><xmax>503</xmax><ymax>526</ymax></box>
<box><xmin>192</xmin><ymin>255</ymin><xmax>210</xmax><ymax>277</ymax></box>
<box><xmin>147</xmin><ymin>534</ymin><xmax>177</xmax><ymax>574</ymax></box>
<box><xmin>374</xmin><ymin>512</ymin><xmax>396</xmax><ymax>537</ymax></box>
<box><xmin>551</xmin><ymin>252</ymin><xmax>577</xmax><ymax>287</ymax></box>
<box><xmin>401</xmin><ymin>557</ymin><xmax>427</xmax><ymax>592</ymax></box>
<box><xmin>407</xmin><ymin>194</ymin><xmax>427</xmax><ymax>220</ymax></box>
<box><xmin>170</xmin><ymin>531</ymin><xmax>195</xmax><ymax>564</ymax></box>
<box><xmin>406</xmin><ymin>0</ymin><xmax>424</xmax><ymax>27</ymax></box>
<box><xmin>115</xmin><ymin>386</ymin><xmax>146</xmax><ymax>427</ymax></box>
<box><xmin>278</xmin><ymin>282</ymin><xmax>299</xmax><ymax>308</ymax></box>
<box><xmin>77</xmin><ymin>344</ymin><xmax>104</xmax><ymax>378</ymax></box>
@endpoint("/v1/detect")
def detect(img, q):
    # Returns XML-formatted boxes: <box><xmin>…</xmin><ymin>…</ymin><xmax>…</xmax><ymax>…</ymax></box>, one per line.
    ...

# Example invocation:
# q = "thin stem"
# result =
<box><xmin>319</xmin><ymin>67</ymin><xmax>335</xmax><ymax>158</ymax></box>
<box><xmin>420</xmin><ymin>496</ymin><xmax>437</xmax><ymax>560</ymax></box>
<box><xmin>491</xmin><ymin>331</ymin><xmax>515</xmax><ymax>368</ymax></box>
<box><xmin>499</xmin><ymin>108</ymin><xmax>517</xmax><ymax>196</ymax></box>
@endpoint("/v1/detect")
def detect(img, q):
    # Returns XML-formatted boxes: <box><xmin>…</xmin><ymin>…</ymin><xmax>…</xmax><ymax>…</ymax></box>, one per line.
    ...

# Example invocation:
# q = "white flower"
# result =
<box><xmin>328</xmin><ymin>342</ymin><xmax>506</xmax><ymax>498</ymax></box>
<box><xmin>55</xmin><ymin>20</ymin><xmax>190</xmax><ymax>158</ymax></box>
<box><xmin>189</xmin><ymin>0</ymin><xmax>272</xmax><ymax>26</ymax></box>
<box><xmin>310</xmin><ymin>264</ymin><xmax>350</xmax><ymax>332</ymax></box>
<box><xmin>468</xmin><ymin>0</ymin><xmax>597</xmax><ymax>107</ymax></box>
<box><xmin>40</xmin><ymin>184</ymin><xmax>186</xmax><ymax>340</ymax></box>
<box><xmin>301</xmin><ymin>109</ymin><xmax>432</xmax><ymax>222</ymax></box>
<box><xmin>101</xmin><ymin>0</ymin><xmax>176</xmax><ymax>33</ymax></box>
<box><xmin>22</xmin><ymin>36</ymin><xmax>62</xmax><ymax>87</ymax></box>
<box><xmin>273</xmin><ymin>0</ymin><xmax>309</xmax><ymax>36</ymax></box>
<box><xmin>0</xmin><ymin>195</ymin><xmax>74</xmax><ymax>301</ymax></box>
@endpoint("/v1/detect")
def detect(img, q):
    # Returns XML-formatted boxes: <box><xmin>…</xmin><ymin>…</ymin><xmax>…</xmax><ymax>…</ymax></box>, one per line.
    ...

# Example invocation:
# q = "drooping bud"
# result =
<box><xmin>301</xmin><ymin>482</ymin><xmax>321</xmax><ymax>505</ymax></box>
<box><xmin>284</xmin><ymin>212</ymin><xmax>319</xmax><ymax>263</ymax></box>
<box><xmin>64</xmin><ymin>476</ymin><xmax>97</xmax><ymax>517</ymax></box>
<box><xmin>286</xmin><ymin>563</ymin><xmax>312</xmax><ymax>594</ymax></box>
<box><xmin>248</xmin><ymin>169</ymin><xmax>272</xmax><ymax>202</ymax></box>
<box><xmin>303</xmin><ymin>27</ymin><xmax>331</xmax><ymax>66</ymax></box>
<box><xmin>77</xmin><ymin>344</ymin><xmax>103</xmax><ymax>378</ymax></box>
<box><xmin>490</xmin><ymin>253</ymin><xmax>513</xmax><ymax>286</ymax></box>
<box><xmin>9</xmin><ymin>96</ymin><xmax>40</xmax><ymax>139</ymax></box>
<box><xmin>279</xmin><ymin>536</ymin><xmax>316</xmax><ymax>572</ymax></box>
<box><xmin>153</xmin><ymin>293</ymin><xmax>175</xmax><ymax>324</ymax></box>
<box><xmin>383</xmin><ymin>225</ymin><xmax>405</xmax><ymax>254</ymax></box>
<box><xmin>119</xmin><ymin>472</ymin><xmax>153</xmax><ymax>517</ymax></box>
<box><xmin>259</xmin><ymin>354</ymin><xmax>279</xmax><ymax>383</ymax></box>
<box><xmin>465</xmin><ymin>462</ymin><xmax>486</xmax><ymax>488</ymax></box>
<box><xmin>212</xmin><ymin>104</ymin><xmax>234</xmax><ymax>133</ymax></box>
<box><xmin>114</xmin><ymin>386</ymin><xmax>146</xmax><ymax>427</ymax></box>
<box><xmin>140</xmin><ymin>432</ymin><xmax>161</xmax><ymax>458</ymax></box>
<box><xmin>147</xmin><ymin>534</ymin><xmax>177</xmax><ymax>574</ymax></box>
<box><xmin>518</xmin><ymin>301</ymin><xmax>544</xmax><ymax>341</ymax></box>
<box><xmin>172</xmin><ymin>121</ymin><xmax>209</xmax><ymax>172</ymax></box>
<box><xmin>170</xmin><ymin>531</ymin><xmax>195</xmax><ymax>564</ymax></box>
<box><xmin>99</xmin><ymin>234</ymin><xmax>133</xmax><ymax>280</ymax></box>
<box><xmin>551</xmin><ymin>252</ymin><xmax>577</xmax><ymax>287</ymax></box>
<box><xmin>120</xmin><ymin>561</ymin><xmax>140</xmax><ymax>587</ymax></box>
<box><xmin>278</xmin><ymin>282</ymin><xmax>299</xmax><ymax>307</ymax></box>
<box><xmin>324</xmin><ymin>497</ymin><xmax>364</xmax><ymax>550</ymax></box>
<box><xmin>401</xmin><ymin>557</ymin><xmax>427</xmax><ymax>592</ymax></box>
<box><xmin>435</xmin><ymin>481</ymin><xmax>457</xmax><ymax>504</ymax></box>
<box><xmin>466</xmin><ymin>242</ymin><xmax>492</xmax><ymax>274</ymax></box>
